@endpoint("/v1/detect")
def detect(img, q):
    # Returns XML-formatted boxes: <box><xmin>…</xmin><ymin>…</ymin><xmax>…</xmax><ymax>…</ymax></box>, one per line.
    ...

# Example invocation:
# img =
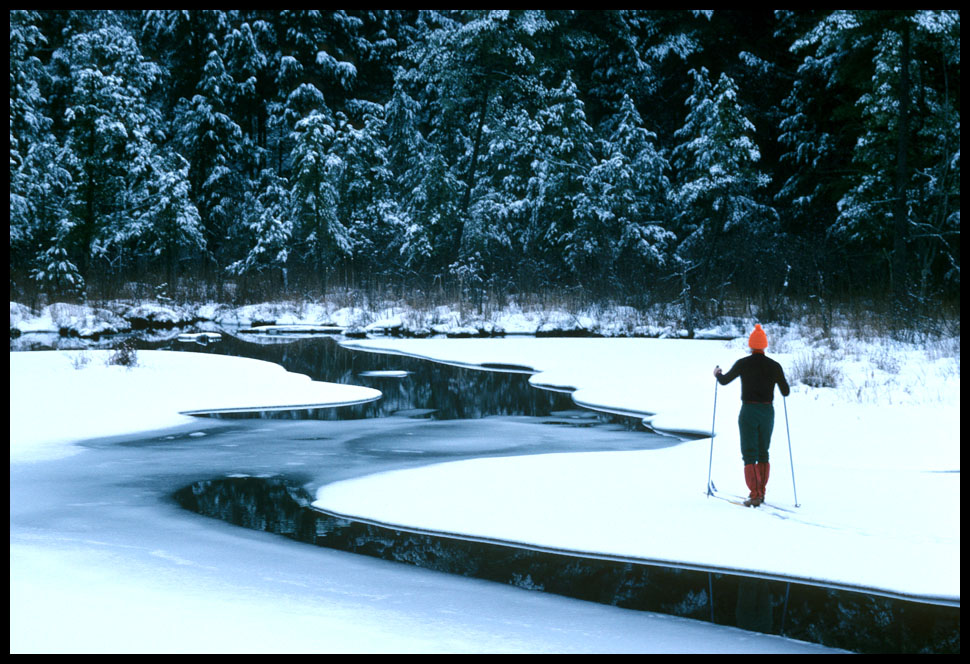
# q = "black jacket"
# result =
<box><xmin>717</xmin><ymin>353</ymin><xmax>790</xmax><ymax>403</ymax></box>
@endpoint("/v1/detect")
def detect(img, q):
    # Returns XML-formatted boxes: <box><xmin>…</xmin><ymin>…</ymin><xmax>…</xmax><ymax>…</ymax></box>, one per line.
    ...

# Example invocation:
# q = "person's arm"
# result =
<box><xmin>715</xmin><ymin>359</ymin><xmax>742</xmax><ymax>385</ymax></box>
<box><xmin>777</xmin><ymin>363</ymin><xmax>791</xmax><ymax>397</ymax></box>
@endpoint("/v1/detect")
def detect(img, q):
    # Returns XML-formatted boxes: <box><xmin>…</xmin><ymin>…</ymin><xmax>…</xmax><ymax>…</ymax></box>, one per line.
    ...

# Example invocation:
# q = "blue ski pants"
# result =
<box><xmin>738</xmin><ymin>403</ymin><xmax>774</xmax><ymax>465</ymax></box>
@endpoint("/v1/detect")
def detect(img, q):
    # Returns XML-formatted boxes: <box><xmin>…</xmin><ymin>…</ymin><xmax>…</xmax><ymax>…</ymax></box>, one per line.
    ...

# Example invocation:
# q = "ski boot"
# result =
<box><xmin>743</xmin><ymin>464</ymin><xmax>763</xmax><ymax>507</ymax></box>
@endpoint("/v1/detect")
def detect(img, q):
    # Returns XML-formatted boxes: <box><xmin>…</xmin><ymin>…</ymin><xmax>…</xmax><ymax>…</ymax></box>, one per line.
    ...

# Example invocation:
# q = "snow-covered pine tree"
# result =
<box><xmin>532</xmin><ymin>72</ymin><xmax>599</xmax><ymax>282</ymax></box>
<box><xmin>270</xmin><ymin>10</ymin><xmax>362</xmax><ymax>176</ymax></box>
<box><xmin>49</xmin><ymin>19</ymin><xmax>193</xmax><ymax>292</ymax></box>
<box><xmin>578</xmin><ymin>94</ymin><xmax>675</xmax><ymax>289</ymax></box>
<box><xmin>401</xmin><ymin>144</ymin><xmax>462</xmax><ymax>275</ymax></box>
<box><xmin>327</xmin><ymin>110</ymin><xmax>403</xmax><ymax>277</ymax></box>
<box><xmin>387</xmin><ymin>13</ymin><xmax>471</xmax><ymax>276</ymax></box>
<box><xmin>121</xmin><ymin>151</ymin><xmax>204</xmax><ymax>286</ymax></box>
<box><xmin>289</xmin><ymin>111</ymin><xmax>351</xmax><ymax>276</ymax></box>
<box><xmin>773</xmin><ymin>10</ymin><xmax>867</xmax><ymax>302</ymax></box>
<box><xmin>10</xmin><ymin>10</ymin><xmax>58</xmax><ymax>283</ymax></box>
<box><xmin>671</xmin><ymin>67</ymin><xmax>773</xmax><ymax>296</ymax></box>
<box><xmin>277</xmin><ymin>10</ymin><xmax>361</xmax><ymax>101</ymax></box>
<box><xmin>463</xmin><ymin>104</ymin><xmax>539</xmax><ymax>285</ymax></box>
<box><xmin>819</xmin><ymin>11</ymin><xmax>962</xmax><ymax>299</ymax></box>
<box><xmin>398</xmin><ymin>10</ymin><xmax>563</xmax><ymax>282</ymax></box>
<box><xmin>9</xmin><ymin>10</ymin><xmax>48</xmax><ymax>193</ymax></box>
<box><xmin>578</xmin><ymin>11</ymin><xmax>656</xmax><ymax>116</ymax></box>
<box><xmin>13</xmin><ymin>141</ymin><xmax>78</xmax><ymax>297</ymax></box>
<box><xmin>141</xmin><ymin>10</ymin><xmax>231</xmax><ymax>112</ymax></box>
<box><xmin>832</xmin><ymin>22</ymin><xmax>910</xmax><ymax>254</ymax></box>
<box><xmin>29</xmin><ymin>246</ymin><xmax>86</xmax><ymax>299</ymax></box>
<box><xmin>907</xmin><ymin>11</ymin><xmax>961</xmax><ymax>296</ymax></box>
<box><xmin>173</xmin><ymin>35</ymin><xmax>243</xmax><ymax>268</ymax></box>
<box><xmin>384</xmin><ymin>79</ymin><xmax>435</xmax><ymax>271</ymax></box>
<box><xmin>226</xmin><ymin>169</ymin><xmax>292</xmax><ymax>284</ymax></box>
<box><xmin>223</xmin><ymin>18</ymin><xmax>271</xmax><ymax>181</ymax></box>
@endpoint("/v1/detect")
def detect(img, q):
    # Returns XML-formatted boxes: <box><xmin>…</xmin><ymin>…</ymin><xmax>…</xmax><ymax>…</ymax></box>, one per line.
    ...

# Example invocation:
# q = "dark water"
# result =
<box><xmin>175</xmin><ymin>474</ymin><xmax>960</xmax><ymax>654</ymax></box>
<box><xmin>150</xmin><ymin>332</ymin><xmax>648</xmax><ymax>426</ymax></box>
<box><xmin>15</xmin><ymin>329</ymin><xmax>570</xmax><ymax>421</ymax></box>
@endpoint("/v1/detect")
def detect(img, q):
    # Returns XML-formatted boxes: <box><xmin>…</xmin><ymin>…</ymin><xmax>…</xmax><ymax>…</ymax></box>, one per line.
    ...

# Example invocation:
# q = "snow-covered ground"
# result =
<box><xmin>9</xmin><ymin>300</ymin><xmax>959</xmax><ymax>651</ymax></box>
<box><xmin>318</xmin><ymin>334</ymin><xmax>960</xmax><ymax>604</ymax></box>
<box><xmin>9</xmin><ymin>298</ymin><xmax>738</xmax><ymax>340</ymax></box>
<box><xmin>10</xmin><ymin>346</ymin><xmax>840</xmax><ymax>653</ymax></box>
<box><xmin>10</xmin><ymin>350</ymin><xmax>380</xmax><ymax>463</ymax></box>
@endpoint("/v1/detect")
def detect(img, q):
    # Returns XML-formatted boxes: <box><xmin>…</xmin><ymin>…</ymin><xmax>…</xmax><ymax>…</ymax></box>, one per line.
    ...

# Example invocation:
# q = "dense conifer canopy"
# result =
<box><xmin>9</xmin><ymin>10</ymin><xmax>960</xmax><ymax>309</ymax></box>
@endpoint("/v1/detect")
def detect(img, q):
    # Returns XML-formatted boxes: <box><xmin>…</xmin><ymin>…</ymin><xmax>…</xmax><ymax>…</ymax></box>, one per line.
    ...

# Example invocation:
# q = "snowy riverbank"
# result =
<box><xmin>10</xmin><ymin>303</ymin><xmax>961</xmax><ymax>600</ymax></box>
<box><xmin>315</xmin><ymin>334</ymin><xmax>960</xmax><ymax>603</ymax></box>
<box><xmin>9</xmin><ymin>298</ymin><xmax>741</xmax><ymax>340</ymax></box>
<box><xmin>9</xmin><ymin>299</ymin><xmax>959</xmax><ymax>651</ymax></box>
<box><xmin>10</xmin><ymin>346</ymin><xmax>844</xmax><ymax>653</ymax></box>
<box><xmin>10</xmin><ymin>350</ymin><xmax>380</xmax><ymax>463</ymax></box>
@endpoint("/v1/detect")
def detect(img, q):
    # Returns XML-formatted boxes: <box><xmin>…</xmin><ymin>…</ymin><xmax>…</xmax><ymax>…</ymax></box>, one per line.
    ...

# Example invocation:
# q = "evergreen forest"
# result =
<box><xmin>9</xmin><ymin>10</ymin><xmax>961</xmax><ymax>323</ymax></box>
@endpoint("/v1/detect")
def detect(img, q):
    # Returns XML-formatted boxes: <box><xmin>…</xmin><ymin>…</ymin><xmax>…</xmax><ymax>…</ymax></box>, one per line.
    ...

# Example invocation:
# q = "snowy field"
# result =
<box><xmin>321</xmin><ymin>335</ymin><xmax>959</xmax><ymax>604</ymax></box>
<box><xmin>9</xmin><ymin>302</ymin><xmax>958</xmax><ymax>652</ymax></box>
<box><xmin>11</xmin><ymin>347</ymin><xmax>843</xmax><ymax>653</ymax></box>
<box><xmin>9</xmin><ymin>350</ymin><xmax>381</xmax><ymax>463</ymax></box>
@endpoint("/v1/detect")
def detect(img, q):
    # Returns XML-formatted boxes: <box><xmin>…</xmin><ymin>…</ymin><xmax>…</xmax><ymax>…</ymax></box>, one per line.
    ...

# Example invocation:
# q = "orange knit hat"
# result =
<box><xmin>748</xmin><ymin>324</ymin><xmax>768</xmax><ymax>350</ymax></box>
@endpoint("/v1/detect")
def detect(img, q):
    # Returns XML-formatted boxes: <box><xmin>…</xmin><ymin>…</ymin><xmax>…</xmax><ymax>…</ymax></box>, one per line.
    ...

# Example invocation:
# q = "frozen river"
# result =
<box><xmin>20</xmin><ymin>334</ymin><xmax>817</xmax><ymax>653</ymax></box>
<box><xmin>15</xmin><ymin>333</ymin><xmax>950</xmax><ymax>652</ymax></box>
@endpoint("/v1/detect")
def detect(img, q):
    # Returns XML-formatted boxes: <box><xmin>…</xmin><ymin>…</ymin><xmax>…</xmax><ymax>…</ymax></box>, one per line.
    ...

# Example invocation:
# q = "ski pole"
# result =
<box><xmin>783</xmin><ymin>396</ymin><xmax>799</xmax><ymax>507</ymax></box>
<box><xmin>707</xmin><ymin>372</ymin><xmax>718</xmax><ymax>496</ymax></box>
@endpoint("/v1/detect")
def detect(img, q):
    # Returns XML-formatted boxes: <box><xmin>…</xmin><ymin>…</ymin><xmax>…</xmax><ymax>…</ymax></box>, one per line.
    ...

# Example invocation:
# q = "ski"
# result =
<box><xmin>711</xmin><ymin>494</ymin><xmax>791</xmax><ymax>519</ymax></box>
<box><xmin>713</xmin><ymin>494</ymin><xmax>751</xmax><ymax>508</ymax></box>
<box><xmin>760</xmin><ymin>501</ymin><xmax>798</xmax><ymax>514</ymax></box>
<box><xmin>708</xmin><ymin>482</ymin><xmax>797</xmax><ymax>513</ymax></box>
<box><xmin>707</xmin><ymin>489</ymin><xmax>797</xmax><ymax>519</ymax></box>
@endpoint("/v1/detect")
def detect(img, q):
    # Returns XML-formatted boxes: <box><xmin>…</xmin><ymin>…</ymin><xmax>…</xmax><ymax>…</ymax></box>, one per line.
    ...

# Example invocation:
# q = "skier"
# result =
<box><xmin>713</xmin><ymin>324</ymin><xmax>790</xmax><ymax>506</ymax></box>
